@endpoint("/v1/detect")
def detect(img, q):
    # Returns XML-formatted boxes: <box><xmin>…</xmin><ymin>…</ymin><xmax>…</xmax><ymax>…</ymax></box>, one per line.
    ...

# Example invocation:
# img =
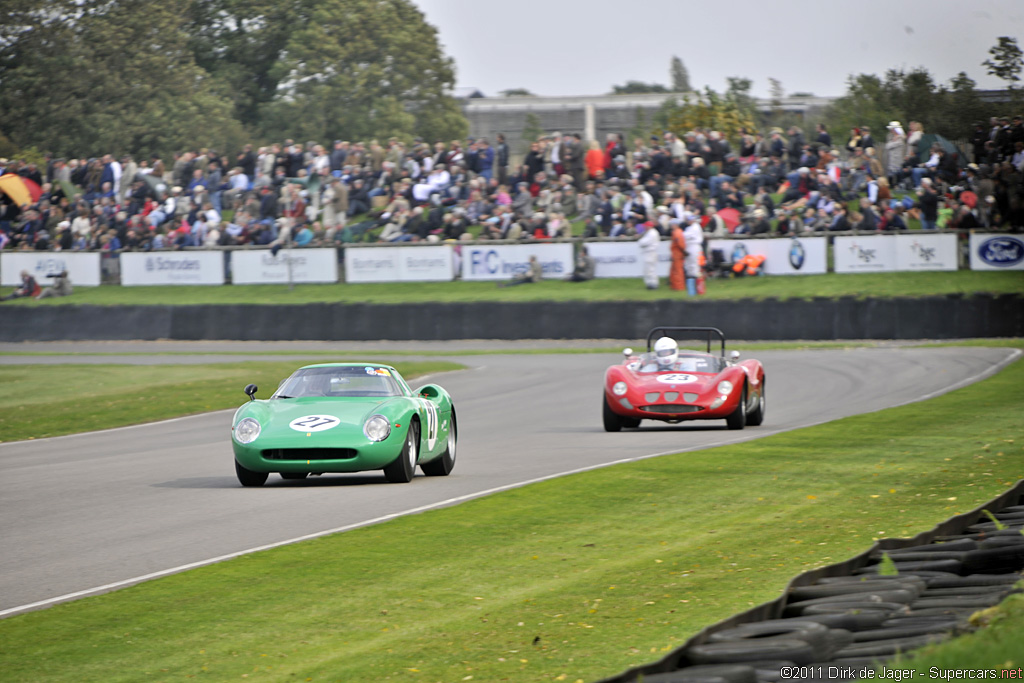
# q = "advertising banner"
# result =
<box><xmin>969</xmin><ymin>233</ymin><xmax>1024</xmax><ymax>271</ymax></box>
<box><xmin>232</xmin><ymin>248</ymin><xmax>338</xmax><ymax>285</ymax></box>
<box><xmin>344</xmin><ymin>245</ymin><xmax>454</xmax><ymax>283</ymax></box>
<box><xmin>833</xmin><ymin>235</ymin><xmax>897</xmax><ymax>273</ymax></box>
<box><xmin>460</xmin><ymin>243</ymin><xmax>574</xmax><ymax>281</ymax></box>
<box><xmin>120</xmin><ymin>251</ymin><xmax>225</xmax><ymax>286</ymax></box>
<box><xmin>586</xmin><ymin>241</ymin><xmax>671</xmax><ymax>278</ymax></box>
<box><xmin>894</xmin><ymin>233</ymin><xmax>958</xmax><ymax>271</ymax></box>
<box><xmin>706</xmin><ymin>237</ymin><xmax>827</xmax><ymax>276</ymax></box>
<box><xmin>1</xmin><ymin>251</ymin><xmax>102</xmax><ymax>287</ymax></box>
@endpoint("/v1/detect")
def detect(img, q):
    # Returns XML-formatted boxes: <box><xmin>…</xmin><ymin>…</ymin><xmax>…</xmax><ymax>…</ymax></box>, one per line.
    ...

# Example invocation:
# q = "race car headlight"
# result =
<box><xmin>234</xmin><ymin>418</ymin><xmax>261</xmax><ymax>444</ymax></box>
<box><xmin>364</xmin><ymin>414</ymin><xmax>391</xmax><ymax>442</ymax></box>
<box><xmin>612</xmin><ymin>381</ymin><xmax>628</xmax><ymax>396</ymax></box>
<box><xmin>716</xmin><ymin>381</ymin><xmax>734</xmax><ymax>395</ymax></box>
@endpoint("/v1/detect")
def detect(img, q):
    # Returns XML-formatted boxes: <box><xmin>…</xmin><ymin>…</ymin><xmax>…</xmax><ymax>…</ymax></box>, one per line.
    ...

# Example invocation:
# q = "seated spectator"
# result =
<box><xmin>1</xmin><ymin>270</ymin><xmax>41</xmax><ymax>300</ymax></box>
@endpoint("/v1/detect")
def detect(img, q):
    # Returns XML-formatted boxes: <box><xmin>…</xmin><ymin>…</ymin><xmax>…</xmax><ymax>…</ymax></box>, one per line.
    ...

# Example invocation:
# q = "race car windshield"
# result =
<box><xmin>272</xmin><ymin>366</ymin><xmax>402</xmax><ymax>399</ymax></box>
<box><xmin>637</xmin><ymin>353</ymin><xmax>724</xmax><ymax>373</ymax></box>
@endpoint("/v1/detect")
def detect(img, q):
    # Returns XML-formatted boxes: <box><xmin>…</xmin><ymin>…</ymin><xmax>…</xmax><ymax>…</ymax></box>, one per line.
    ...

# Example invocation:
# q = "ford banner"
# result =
<box><xmin>970</xmin><ymin>233</ymin><xmax>1024</xmax><ymax>271</ymax></box>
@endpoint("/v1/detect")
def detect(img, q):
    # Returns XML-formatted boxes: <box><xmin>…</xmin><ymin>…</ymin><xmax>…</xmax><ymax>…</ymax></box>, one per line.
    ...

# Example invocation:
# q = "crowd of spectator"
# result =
<box><xmin>0</xmin><ymin>115</ymin><xmax>1021</xmax><ymax>255</ymax></box>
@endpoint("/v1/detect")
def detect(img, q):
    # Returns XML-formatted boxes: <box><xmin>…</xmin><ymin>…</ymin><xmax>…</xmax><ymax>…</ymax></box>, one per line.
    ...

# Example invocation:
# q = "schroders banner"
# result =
<box><xmin>344</xmin><ymin>245</ymin><xmax>454</xmax><ymax>283</ymax></box>
<box><xmin>232</xmin><ymin>248</ymin><xmax>338</xmax><ymax>284</ymax></box>
<box><xmin>586</xmin><ymin>241</ymin><xmax>672</xmax><ymax>278</ymax></box>
<box><xmin>706</xmin><ymin>237</ymin><xmax>827</xmax><ymax>275</ymax></box>
<box><xmin>460</xmin><ymin>243</ymin><xmax>574</xmax><ymax>281</ymax></box>
<box><xmin>0</xmin><ymin>252</ymin><xmax>102</xmax><ymax>286</ymax></box>
<box><xmin>970</xmin><ymin>233</ymin><xmax>1024</xmax><ymax>271</ymax></box>
<box><xmin>120</xmin><ymin>252</ymin><xmax>225</xmax><ymax>285</ymax></box>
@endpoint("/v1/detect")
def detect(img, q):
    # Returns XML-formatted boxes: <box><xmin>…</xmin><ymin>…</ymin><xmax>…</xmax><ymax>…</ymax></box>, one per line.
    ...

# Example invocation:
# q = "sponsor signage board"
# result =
<box><xmin>706</xmin><ymin>237</ymin><xmax>827</xmax><ymax>275</ymax></box>
<box><xmin>586</xmin><ymin>241</ymin><xmax>672</xmax><ymax>278</ymax></box>
<box><xmin>460</xmin><ymin>243</ymin><xmax>574</xmax><ymax>281</ymax></box>
<box><xmin>344</xmin><ymin>245</ymin><xmax>454</xmax><ymax>283</ymax></box>
<box><xmin>970</xmin><ymin>233</ymin><xmax>1024</xmax><ymax>271</ymax></box>
<box><xmin>232</xmin><ymin>248</ymin><xmax>338</xmax><ymax>284</ymax></box>
<box><xmin>120</xmin><ymin>251</ymin><xmax>225</xmax><ymax>286</ymax></box>
<box><xmin>1</xmin><ymin>251</ymin><xmax>102</xmax><ymax>287</ymax></box>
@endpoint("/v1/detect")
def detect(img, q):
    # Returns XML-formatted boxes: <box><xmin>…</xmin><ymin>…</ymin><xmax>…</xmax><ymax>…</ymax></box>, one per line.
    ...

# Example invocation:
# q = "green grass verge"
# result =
<box><xmin>0</xmin><ymin>361</ymin><xmax>463</xmax><ymax>443</ymax></box>
<box><xmin>1</xmin><ymin>355</ymin><xmax>1023</xmax><ymax>682</ymax></box>
<box><xmin>895</xmin><ymin>594</ymin><xmax>1024</xmax><ymax>673</ymax></box>
<box><xmin>2</xmin><ymin>270</ymin><xmax>1021</xmax><ymax>305</ymax></box>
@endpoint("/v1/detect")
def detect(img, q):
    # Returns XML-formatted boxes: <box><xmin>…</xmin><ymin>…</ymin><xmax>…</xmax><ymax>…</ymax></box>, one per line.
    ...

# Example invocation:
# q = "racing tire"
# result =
<box><xmin>603</xmin><ymin>395</ymin><xmax>623</xmax><ymax>432</ymax></box>
<box><xmin>726</xmin><ymin>387</ymin><xmax>747</xmax><ymax>430</ymax></box>
<box><xmin>235</xmin><ymin>460</ymin><xmax>268</xmax><ymax>487</ymax></box>
<box><xmin>421</xmin><ymin>410</ymin><xmax>456</xmax><ymax>477</ymax></box>
<box><xmin>746</xmin><ymin>381</ymin><xmax>765</xmax><ymax>426</ymax></box>
<box><xmin>280</xmin><ymin>472</ymin><xmax>308</xmax><ymax>480</ymax></box>
<box><xmin>384</xmin><ymin>420</ymin><xmax>419</xmax><ymax>483</ymax></box>
<box><xmin>622</xmin><ymin>416</ymin><xmax>641</xmax><ymax>429</ymax></box>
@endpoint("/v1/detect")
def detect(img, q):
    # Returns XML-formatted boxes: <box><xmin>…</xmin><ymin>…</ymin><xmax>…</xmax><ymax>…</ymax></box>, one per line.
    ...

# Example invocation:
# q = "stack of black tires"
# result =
<box><xmin>601</xmin><ymin>504</ymin><xmax>1024</xmax><ymax>683</ymax></box>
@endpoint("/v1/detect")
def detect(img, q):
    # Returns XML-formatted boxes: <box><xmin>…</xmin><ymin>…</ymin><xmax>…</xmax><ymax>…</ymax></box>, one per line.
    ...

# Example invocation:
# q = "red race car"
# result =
<box><xmin>602</xmin><ymin>327</ymin><xmax>766</xmax><ymax>432</ymax></box>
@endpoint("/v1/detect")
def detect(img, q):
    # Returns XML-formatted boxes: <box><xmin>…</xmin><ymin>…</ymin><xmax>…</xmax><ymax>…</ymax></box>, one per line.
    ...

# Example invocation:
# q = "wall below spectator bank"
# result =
<box><xmin>3</xmin><ymin>295</ymin><xmax>1021</xmax><ymax>342</ymax></box>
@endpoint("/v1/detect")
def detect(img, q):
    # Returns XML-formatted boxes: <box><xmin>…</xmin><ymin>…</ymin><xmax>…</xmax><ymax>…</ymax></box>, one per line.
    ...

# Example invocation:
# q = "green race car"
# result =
<box><xmin>231</xmin><ymin>363</ymin><xmax>456</xmax><ymax>486</ymax></box>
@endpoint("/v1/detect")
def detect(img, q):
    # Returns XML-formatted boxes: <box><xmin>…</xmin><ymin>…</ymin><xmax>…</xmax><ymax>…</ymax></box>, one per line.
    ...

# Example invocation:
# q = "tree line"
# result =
<box><xmin>0</xmin><ymin>0</ymin><xmax>468</xmax><ymax>160</ymax></box>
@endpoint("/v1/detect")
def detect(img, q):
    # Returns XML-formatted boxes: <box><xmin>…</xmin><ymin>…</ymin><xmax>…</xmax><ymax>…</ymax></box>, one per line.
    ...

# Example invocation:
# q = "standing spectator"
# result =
<box><xmin>475</xmin><ymin>138</ymin><xmax>495</xmax><ymax>181</ymax></box>
<box><xmin>815</xmin><ymin>124</ymin><xmax>831</xmax><ymax>148</ymax></box>
<box><xmin>884</xmin><ymin>122</ymin><xmax>907</xmax><ymax>187</ymax></box>
<box><xmin>637</xmin><ymin>221</ymin><xmax>660</xmax><ymax>290</ymax></box>
<box><xmin>918</xmin><ymin>178</ymin><xmax>940</xmax><ymax>230</ymax></box>
<box><xmin>683</xmin><ymin>215</ymin><xmax>704</xmax><ymax>296</ymax></box>
<box><xmin>668</xmin><ymin>222</ymin><xmax>686</xmax><ymax>291</ymax></box>
<box><xmin>495</xmin><ymin>134</ymin><xmax>509</xmax><ymax>186</ymax></box>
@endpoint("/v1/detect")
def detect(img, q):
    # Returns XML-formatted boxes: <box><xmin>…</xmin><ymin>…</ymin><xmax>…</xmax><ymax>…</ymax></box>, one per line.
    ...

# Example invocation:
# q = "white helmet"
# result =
<box><xmin>654</xmin><ymin>336</ymin><xmax>678</xmax><ymax>368</ymax></box>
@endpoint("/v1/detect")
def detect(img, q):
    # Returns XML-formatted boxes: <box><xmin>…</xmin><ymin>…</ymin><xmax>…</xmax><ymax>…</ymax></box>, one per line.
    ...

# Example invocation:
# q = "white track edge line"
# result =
<box><xmin>1</xmin><ymin>348</ymin><xmax>1018</xmax><ymax>618</ymax></box>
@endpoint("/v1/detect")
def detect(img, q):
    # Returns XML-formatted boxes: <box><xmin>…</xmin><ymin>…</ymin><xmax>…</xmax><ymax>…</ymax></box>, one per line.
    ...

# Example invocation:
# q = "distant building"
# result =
<box><xmin>462</xmin><ymin>92</ymin><xmax>837</xmax><ymax>161</ymax></box>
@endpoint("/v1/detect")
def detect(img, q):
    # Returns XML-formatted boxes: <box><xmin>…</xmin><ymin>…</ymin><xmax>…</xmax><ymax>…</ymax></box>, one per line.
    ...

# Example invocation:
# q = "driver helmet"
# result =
<box><xmin>654</xmin><ymin>336</ymin><xmax>679</xmax><ymax>368</ymax></box>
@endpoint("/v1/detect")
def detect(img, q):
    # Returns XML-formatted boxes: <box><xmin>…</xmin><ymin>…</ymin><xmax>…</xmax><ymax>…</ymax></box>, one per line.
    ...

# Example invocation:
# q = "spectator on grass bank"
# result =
<box><xmin>36</xmin><ymin>270</ymin><xmax>73</xmax><ymax>299</ymax></box>
<box><xmin>501</xmin><ymin>255</ymin><xmax>543</xmax><ymax>287</ymax></box>
<box><xmin>567</xmin><ymin>245</ymin><xmax>595</xmax><ymax>282</ymax></box>
<box><xmin>1</xmin><ymin>270</ymin><xmax>40</xmax><ymax>300</ymax></box>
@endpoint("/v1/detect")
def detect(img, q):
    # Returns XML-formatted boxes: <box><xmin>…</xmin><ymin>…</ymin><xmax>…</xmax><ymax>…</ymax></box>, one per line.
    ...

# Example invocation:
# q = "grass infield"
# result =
<box><xmin>1</xmin><ymin>270</ymin><xmax>1021</xmax><ymax>305</ymax></box>
<box><xmin>0</xmin><ymin>361</ymin><xmax>463</xmax><ymax>444</ymax></box>
<box><xmin>0</xmin><ymin>348</ymin><xmax>1022</xmax><ymax>681</ymax></box>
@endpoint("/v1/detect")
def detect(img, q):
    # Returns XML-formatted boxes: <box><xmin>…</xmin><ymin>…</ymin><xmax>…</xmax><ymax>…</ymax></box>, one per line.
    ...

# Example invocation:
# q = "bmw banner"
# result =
<box><xmin>120</xmin><ymin>251</ymin><xmax>225</xmax><ymax>285</ymax></box>
<box><xmin>706</xmin><ymin>237</ymin><xmax>827</xmax><ymax>275</ymax></box>
<box><xmin>969</xmin><ymin>233</ymin><xmax>1024</xmax><ymax>271</ymax></box>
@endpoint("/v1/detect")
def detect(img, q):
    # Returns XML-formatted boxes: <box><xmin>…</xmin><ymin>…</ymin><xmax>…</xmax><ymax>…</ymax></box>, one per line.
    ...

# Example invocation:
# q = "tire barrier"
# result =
<box><xmin>597</xmin><ymin>480</ymin><xmax>1024</xmax><ymax>683</ymax></box>
<box><xmin>2</xmin><ymin>294</ymin><xmax>1023</xmax><ymax>342</ymax></box>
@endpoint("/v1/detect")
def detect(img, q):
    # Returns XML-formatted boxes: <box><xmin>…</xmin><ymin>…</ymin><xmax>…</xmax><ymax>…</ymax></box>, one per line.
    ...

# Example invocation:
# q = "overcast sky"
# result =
<box><xmin>410</xmin><ymin>0</ymin><xmax>1022</xmax><ymax>99</ymax></box>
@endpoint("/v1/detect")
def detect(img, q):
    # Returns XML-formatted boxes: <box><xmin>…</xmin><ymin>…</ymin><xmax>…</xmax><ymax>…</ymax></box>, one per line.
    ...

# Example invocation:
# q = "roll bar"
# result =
<box><xmin>646</xmin><ymin>327</ymin><xmax>727</xmax><ymax>357</ymax></box>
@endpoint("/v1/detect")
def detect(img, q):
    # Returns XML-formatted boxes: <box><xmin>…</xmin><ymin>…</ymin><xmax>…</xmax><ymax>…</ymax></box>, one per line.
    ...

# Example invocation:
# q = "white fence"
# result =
<box><xmin>3</xmin><ymin>232</ymin><xmax>1014</xmax><ymax>289</ymax></box>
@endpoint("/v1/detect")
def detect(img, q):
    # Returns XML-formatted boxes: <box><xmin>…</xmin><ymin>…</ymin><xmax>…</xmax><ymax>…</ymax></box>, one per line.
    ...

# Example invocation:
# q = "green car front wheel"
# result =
<box><xmin>384</xmin><ymin>421</ymin><xmax>420</xmax><ymax>484</ymax></box>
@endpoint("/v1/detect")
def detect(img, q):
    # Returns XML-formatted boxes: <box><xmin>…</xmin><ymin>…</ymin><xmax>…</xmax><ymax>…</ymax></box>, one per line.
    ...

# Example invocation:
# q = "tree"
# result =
<box><xmin>521</xmin><ymin>112</ymin><xmax>544</xmax><ymax>153</ymax></box>
<box><xmin>724</xmin><ymin>77</ymin><xmax>756</xmax><ymax>121</ymax></box>
<box><xmin>0</xmin><ymin>0</ymin><xmax>244</xmax><ymax>159</ymax></box>
<box><xmin>659</xmin><ymin>88</ymin><xmax>757</xmax><ymax>149</ymax></box>
<box><xmin>932</xmin><ymin>72</ymin><xmax>986</xmax><ymax>138</ymax></box>
<box><xmin>611</xmin><ymin>81</ymin><xmax>669</xmax><ymax>95</ymax></box>
<box><xmin>983</xmin><ymin>36</ymin><xmax>1023</xmax><ymax>85</ymax></box>
<box><xmin>500</xmin><ymin>88</ymin><xmax>535</xmax><ymax>97</ymax></box>
<box><xmin>256</xmin><ymin>0</ymin><xmax>466</xmax><ymax>144</ymax></box>
<box><xmin>670</xmin><ymin>56</ymin><xmax>690</xmax><ymax>92</ymax></box>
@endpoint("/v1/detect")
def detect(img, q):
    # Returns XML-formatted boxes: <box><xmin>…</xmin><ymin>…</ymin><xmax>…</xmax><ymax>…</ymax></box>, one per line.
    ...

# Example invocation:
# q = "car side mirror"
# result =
<box><xmin>729</xmin><ymin>351</ymin><xmax>740</xmax><ymax>361</ymax></box>
<box><xmin>623</xmin><ymin>348</ymin><xmax>634</xmax><ymax>358</ymax></box>
<box><xmin>244</xmin><ymin>384</ymin><xmax>258</xmax><ymax>401</ymax></box>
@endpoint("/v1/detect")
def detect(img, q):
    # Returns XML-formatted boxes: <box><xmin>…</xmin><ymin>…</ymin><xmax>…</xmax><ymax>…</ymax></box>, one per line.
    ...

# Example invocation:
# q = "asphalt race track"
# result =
<box><xmin>1</xmin><ymin>345</ymin><xmax>1018</xmax><ymax>617</ymax></box>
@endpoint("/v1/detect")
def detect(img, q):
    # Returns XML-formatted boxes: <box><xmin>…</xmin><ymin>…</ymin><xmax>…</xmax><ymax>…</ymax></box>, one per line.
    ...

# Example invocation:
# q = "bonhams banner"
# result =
<box><xmin>120</xmin><ymin>252</ymin><xmax>225</xmax><ymax>286</ymax></box>
<box><xmin>344</xmin><ymin>245</ymin><xmax>454</xmax><ymax>283</ymax></box>
<box><xmin>232</xmin><ymin>248</ymin><xmax>338</xmax><ymax>284</ymax></box>
<box><xmin>585</xmin><ymin>241</ymin><xmax>671</xmax><ymax>278</ymax></box>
